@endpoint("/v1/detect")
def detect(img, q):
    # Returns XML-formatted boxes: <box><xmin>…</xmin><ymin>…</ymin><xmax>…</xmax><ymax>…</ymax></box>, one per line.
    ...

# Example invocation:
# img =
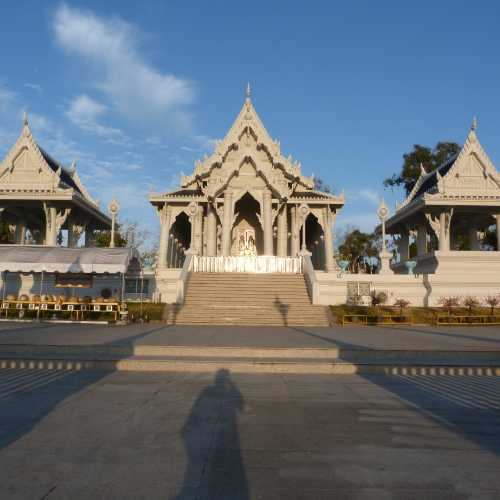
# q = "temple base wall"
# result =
<box><xmin>315</xmin><ymin>253</ymin><xmax>500</xmax><ymax>306</ymax></box>
<box><xmin>154</xmin><ymin>268</ymin><xmax>182</xmax><ymax>304</ymax></box>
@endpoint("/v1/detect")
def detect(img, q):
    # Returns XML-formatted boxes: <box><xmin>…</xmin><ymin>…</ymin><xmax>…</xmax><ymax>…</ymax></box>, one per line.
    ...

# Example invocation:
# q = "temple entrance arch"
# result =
<box><xmin>169</xmin><ymin>212</ymin><xmax>191</xmax><ymax>268</ymax></box>
<box><xmin>299</xmin><ymin>213</ymin><xmax>325</xmax><ymax>270</ymax></box>
<box><xmin>231</xmin><ymin>192</ymin><xmax>263</xmax><ymax>256</ymax></box>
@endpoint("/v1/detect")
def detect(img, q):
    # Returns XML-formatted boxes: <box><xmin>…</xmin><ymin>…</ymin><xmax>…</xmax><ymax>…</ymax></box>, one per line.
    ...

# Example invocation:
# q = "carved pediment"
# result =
<box><xmin>180</xmin><ymin>95</ymin><xmax>315</xmax><ymax>199</ymax></box>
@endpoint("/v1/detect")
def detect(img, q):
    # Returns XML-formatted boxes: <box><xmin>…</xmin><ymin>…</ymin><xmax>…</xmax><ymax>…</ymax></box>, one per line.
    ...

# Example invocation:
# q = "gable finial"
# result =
<box><xmin>23</xmin><ymin>110</ymin><xmax>29</xmax><ymax>126</ymax></box>
<box><xmin>246</xmin><ymin>82</ymin><xmax>251</xmax><ymax>99</ymax></box>
<box><xmin>471</xmin><ymin>116</ymin><xmax>477</xmax><ymax>131</ymax></box>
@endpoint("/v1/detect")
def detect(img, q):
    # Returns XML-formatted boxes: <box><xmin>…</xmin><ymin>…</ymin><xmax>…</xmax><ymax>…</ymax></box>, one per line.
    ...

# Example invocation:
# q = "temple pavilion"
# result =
<box><xmin>0</xmin><ymin>113</ymin><xmax>111</xmax><ymax>246</ymax></box>
<box><xmin>385</xmin><ymin>119</ymin><xmax>500</xmax><ymax>274</ymax></box>
<box><xmin>149</xmin><ymin>87</ymin><xmax>344</xmax><ymax>273</ymax></box>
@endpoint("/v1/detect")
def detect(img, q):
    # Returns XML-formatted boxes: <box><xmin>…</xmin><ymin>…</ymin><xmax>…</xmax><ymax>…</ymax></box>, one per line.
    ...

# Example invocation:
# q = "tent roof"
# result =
<box><xmin>0</xmin><ymin>246</ymin><xmax>141</xmax><ymax>274</ymax></box>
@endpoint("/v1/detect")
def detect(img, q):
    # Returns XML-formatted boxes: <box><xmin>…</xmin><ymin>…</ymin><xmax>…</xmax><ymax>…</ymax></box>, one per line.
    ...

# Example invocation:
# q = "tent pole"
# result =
<box><xmin>37</xmin><ymin>270</ymin><xmax>44</xmax><ymax>321</ymax></box>
<box><xmin>140</xmin><ymin>271</ymin><xmax>144</xmax><ymax>320</ymax></box>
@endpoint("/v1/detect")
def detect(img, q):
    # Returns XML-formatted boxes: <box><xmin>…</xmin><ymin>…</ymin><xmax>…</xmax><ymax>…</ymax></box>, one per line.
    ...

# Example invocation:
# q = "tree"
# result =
<box><xmin>93</xmin><ymin>223</ymin><xmax>128</xmax><ymax>248</ymax></box>
<box><xmin>384</xmin><ymin>142</ymin><xmax>461</xmax><ymax>195</ymax></box>
<box><xmin>0</xmin><ymin>222</ymin><xmax>13</xmax><ymax>243</ymax></box>
<box><xmin>314</xmin><ymin>177</ymin><xmax>332</xmax><ymax>193</ymax></box>
<box><xmin>338</xmin><ymin>229</ymin><xmax>379</xmax><ymax>273</ymax></box>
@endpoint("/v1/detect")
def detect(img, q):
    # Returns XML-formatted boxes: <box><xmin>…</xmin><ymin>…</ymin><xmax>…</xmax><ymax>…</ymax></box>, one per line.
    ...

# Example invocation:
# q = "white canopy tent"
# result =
<box><xmin>0</xmin><ymin>245</ymin><xmax>141</xmax><ymax>274</ymax></box>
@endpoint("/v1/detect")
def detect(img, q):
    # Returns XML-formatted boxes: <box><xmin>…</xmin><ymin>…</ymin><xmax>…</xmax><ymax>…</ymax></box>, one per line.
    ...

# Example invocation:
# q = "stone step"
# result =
<box><xmin>176</xmin><ymin>272</ymin><xmax>328</xmax><ymax>326</ymax></box>
<box><xmin>1</xmin><ymin>355</ymin><xmax>499</xmax><ymax>375</ymax></box>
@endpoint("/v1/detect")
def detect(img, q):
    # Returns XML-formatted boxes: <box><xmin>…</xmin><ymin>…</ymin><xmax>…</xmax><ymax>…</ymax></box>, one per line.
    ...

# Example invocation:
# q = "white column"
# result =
<box><xmin>495</xmin><ymin>215</ymin><xmax>500</xmax><ymax>251</ymax></box>
<box><xmin>416</xmin><ymin>224</ymin><xmax>427</xmax><ymax>255</ymax></box>
<box><xmin>206</xmin><ymin>204</ymin><xmax>217</xmax><ymax>256</ymax></box>
<box><xmin>398</xmin><ymin>230</ymin><xmax>409</xmax><ymax>261</ymax></box>
<box><xmin>468</xmin><ymin>225</ymin><xmax>480</xmax><ymax>250</ymax></box>
<box><xmin>323</xmin><ymin>207</ymin><xmax>335</xmax><ymax>272</ymax></box>
<box><xmin>277</xmin><ymin>204</ymin><xmax>288</xmax><ymax>257</ymax></box>
<box><xmin>290</xmin><ymin>206</ymin><xmax>299</xmax><ymax>256</ymax></box>
<box><xmin>45</xmin><ymin>207</ymin><xmax>57</xmax><ymax>246</ymax></box>
<box><xmin>263</xmin><ymin>191</ymin><xmax>273</xmax><ymax>255</ymax></box>
<box><xmin>221</xmin><ymin>190</ymin><xmax>233</xmax><ymax>256</ymax></box>
<box><xmin>158</xmin><ymin>205</ymin><xmax>171</xmax><ymax>269</ymax></box>
<box><xmin>14</xmin><ymin>221</ymin><xmax>26</xmax><ymax>245</ymax></box>
<box><xmin>439</xmin><ymin>212</ymin><xmax>449</xmax><ymax>251</ymax></box>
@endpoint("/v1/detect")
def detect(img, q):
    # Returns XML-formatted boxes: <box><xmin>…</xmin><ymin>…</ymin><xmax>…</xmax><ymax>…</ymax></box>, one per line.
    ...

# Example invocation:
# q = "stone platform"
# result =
<box><xmin>0</xmin><ymin>322</ymin><xmax>499</xmax><ymax>375</ymax></box>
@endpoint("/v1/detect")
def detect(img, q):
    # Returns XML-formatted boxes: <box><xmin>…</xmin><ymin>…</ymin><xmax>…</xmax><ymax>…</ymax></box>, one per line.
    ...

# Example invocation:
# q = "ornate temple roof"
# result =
<box><xmin>151</xmin><ymin>87</ymin><xmax>344</xmax><ymax>207</ymax></box>
<box><xmin>385</xmin><ymin>118</ymin><xmax>500</xmax><ymax>230</ymax></box>
<box><xmin>0</xmin><ymin>113</ymin><xmax>110</xmax><ymax>227</ymax></box>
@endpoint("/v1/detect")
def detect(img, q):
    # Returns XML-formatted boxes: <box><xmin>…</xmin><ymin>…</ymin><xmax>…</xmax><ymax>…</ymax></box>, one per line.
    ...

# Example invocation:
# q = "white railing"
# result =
<box><xmin>301</xmin><ymin>251</ymin><xmax>321</xmax><ymax>304</ymax></box>
<box><xmin>190</xmin><ymin>255</ymin><xmax>302</xmax><ymax>274</ymax></box>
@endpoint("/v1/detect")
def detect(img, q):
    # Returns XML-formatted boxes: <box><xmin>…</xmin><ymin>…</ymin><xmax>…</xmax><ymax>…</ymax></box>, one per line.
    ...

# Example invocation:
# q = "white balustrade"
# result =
<box><xmin>190</xmin><ymin>255</ymin><xmax>302</xmax><ymax>274</ymax></box>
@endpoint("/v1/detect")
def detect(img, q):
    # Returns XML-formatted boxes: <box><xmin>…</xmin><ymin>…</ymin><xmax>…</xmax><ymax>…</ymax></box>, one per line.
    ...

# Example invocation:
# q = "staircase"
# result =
<box><xmin>165</xmin><ymin>273</ymin><xmax>332</xmax><ymax>326</ymax></box>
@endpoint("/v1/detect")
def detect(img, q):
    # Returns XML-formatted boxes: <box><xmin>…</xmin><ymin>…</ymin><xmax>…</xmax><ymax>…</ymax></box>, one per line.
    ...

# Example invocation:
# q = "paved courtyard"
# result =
<box><xmin>0</xmin><ymin>321</ymin><xmax>499</xmax><ymax>350</ymax></box>
<box><xmin>0</xmin><ymin>367</ymin><xmax>500</xmax><ymax>499</ymax></box>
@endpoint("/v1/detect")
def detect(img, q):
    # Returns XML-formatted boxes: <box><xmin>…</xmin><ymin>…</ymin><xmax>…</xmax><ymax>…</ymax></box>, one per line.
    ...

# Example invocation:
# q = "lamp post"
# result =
<box><xmin>377</xmin><ymin>199</ymin><xmax>393</xmax><ymax>275</ymax></box>
<box><xmin>108</xmin><ymin>198</ymin><xmax>120</xmax><ymax>248</ymax></box>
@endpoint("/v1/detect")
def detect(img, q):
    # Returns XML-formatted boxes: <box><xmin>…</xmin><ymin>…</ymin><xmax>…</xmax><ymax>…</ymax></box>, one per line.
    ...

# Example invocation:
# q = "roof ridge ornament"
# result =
<box><xmin>246</xmin><ymin>82</ymin><xmax>251</xmax><ymax>100</ymax></box>
<box><xmin>471</xmin><ymin>116</ymin><xmax>477</xmax><ymax>131</ymax></box>
<box><xmin>23</xmin><ymin>111</ymin><xmax>29</xmax><ymax>126</ymax></box>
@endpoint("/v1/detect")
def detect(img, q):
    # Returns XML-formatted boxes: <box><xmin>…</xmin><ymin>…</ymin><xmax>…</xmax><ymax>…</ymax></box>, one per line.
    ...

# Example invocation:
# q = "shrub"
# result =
<box><xmin>126</xmin><ymin>302</ymin><xmax>165</xmax><ymax>321</ymax></box>
<box><xmin>371</xmin><ymin>291</ymin><xmax>388</xmax><ymax>307</ymax></box>
<box><xmin>463</xmin><ymin>296</ymin><xmax>480</xmax><ymax>314</ymax></box>
<box><xmin>394</xmin><ymin>298</ymin><xmax>410</xmax><ymax>315</ymax></box>
<box><xmin>484</xmin><ymin>295</ymin><xmax>500</xmax><ymax>315</ymax></box>
<box><xmin>437</xmin><ymin>296</ymin><xmax>460</xmax><ymax>315</ymax></box>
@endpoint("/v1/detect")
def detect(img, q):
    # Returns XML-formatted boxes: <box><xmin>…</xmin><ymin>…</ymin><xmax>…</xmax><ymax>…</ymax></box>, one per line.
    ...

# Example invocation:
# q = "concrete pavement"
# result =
<box><xmin>0</xmin><ymin>369</ymin><xmax>499</xmax><ymax>499</ymax></box>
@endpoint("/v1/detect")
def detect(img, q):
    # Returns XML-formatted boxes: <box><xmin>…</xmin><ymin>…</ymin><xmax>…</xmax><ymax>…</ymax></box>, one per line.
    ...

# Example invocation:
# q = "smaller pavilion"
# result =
<box><xmin>385</xmin><ymin>119</ymin><xmax>500</xmax><ymax>274</ymax></box>
<box><xmin>0</xmin><ymin>113</ymin><xmax>111</xmax><ymax>246</ymax></box>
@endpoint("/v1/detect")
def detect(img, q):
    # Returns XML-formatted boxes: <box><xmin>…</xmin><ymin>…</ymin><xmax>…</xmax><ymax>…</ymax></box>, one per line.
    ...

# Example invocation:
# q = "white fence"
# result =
<box><xmin>190</xmin><ymin>255</ymin><xmax>303</xmax><ymax>274</ymax></box>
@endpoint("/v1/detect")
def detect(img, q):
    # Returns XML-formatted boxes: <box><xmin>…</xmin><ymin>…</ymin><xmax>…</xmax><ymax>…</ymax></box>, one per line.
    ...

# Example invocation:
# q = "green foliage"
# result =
<box><xmin>384</xmin><ymin>142</ymin><xmax>461</xmax><ymax>194</ymax></box>
<box><xmin>371</xmin><ymin>291</ymin><xmax>388</xmax><ymax>307</ymax></box>
<box><xmin>93</xmin><ymin>223</ymin><xmax>128</xmax><ymax>248</ymax></box>
<box><xmin>338</xmin><ymin>229</ymin><xmax>378</xmax><ymax>273</ymax></box>
<box><xmin>313</xmin><ymin>177</ymin><xmax>332</xmax><ymax>193</ymax></box>
<box><xmin>483</xmin><ymin>227</ymin><xmax>497</xmax><ymax>250</ymax></box>
<box><xmin>126</xmin><ymin>302</ymin><xmax>165</xmax><ymax>321</ymax></box>
<box><xmin>0</xmin><ymin>222</ymin><xmax>13</xmax><ymax>243</ymax></box>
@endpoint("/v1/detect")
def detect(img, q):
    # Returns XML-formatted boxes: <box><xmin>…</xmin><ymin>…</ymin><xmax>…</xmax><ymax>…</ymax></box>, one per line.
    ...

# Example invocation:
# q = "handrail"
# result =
<box><xmin>176</xmin><ymin>252</ymin><xmax>194</xmax><ymax>304</ymax></box>
<box><xmin>300</xmin><ymin>251</ymin><xmax>320</xmax><ymax>304</ymax></box>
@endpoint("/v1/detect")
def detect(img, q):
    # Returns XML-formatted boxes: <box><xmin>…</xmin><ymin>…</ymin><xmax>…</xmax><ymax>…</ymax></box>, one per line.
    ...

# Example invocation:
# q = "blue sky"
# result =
<box><xmin>1</xmin><ymin>1</ymin><xmax>500</xmax><ymax>244</ymax></box>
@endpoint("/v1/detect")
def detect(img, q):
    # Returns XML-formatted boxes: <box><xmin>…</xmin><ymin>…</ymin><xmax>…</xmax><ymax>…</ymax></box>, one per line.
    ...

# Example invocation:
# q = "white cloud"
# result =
<box><xmin>66</xmin><ymin>94</ymin><xmax>126</xmax><ymax>144</ymax></box>
<box><xmin>24</xmin><ymin>83</ymin><xmax>42</xmax><ymax>93</ymax></box>
<box><xmin>347</xmin><ymin>188</ymin><xmax>380</xmax><ymax>205</ymax></box>
<box><xmin>53</xmin><ymin>4</ymin><xmax>196</xmax><ymax>130</ymax></box>
<box><xmin>0</xmin><ymin>84</ymin><xmax>15</xmax><ymax>112</ymax></box>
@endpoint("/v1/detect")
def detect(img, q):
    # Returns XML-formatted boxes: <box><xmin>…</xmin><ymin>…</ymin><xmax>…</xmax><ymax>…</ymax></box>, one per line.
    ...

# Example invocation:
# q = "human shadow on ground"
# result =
<box><xmin>274</xmin><ymin>297</ymin><xmax>289</xmax><ymax>327</ymax></box>
<box><xmin>360</xmin><ymin>373</ymin><xmax>500</xmax><ymax>457</ymax></box>
<box><xmin>172</xmin><ymin>369</ymin><xmax>248</xmax><ymax>500</ymax></box>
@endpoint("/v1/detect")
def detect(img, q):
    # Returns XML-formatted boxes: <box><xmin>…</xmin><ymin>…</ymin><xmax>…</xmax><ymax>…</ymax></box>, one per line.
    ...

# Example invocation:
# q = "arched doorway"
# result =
<box><xmin>231</xmin><ymin>193</ymin><xmax>263</xmax><ymax>256</ymax></box>
<box><xmin>299</xmin><ymin>213</ymin><xmax>325</xmax><ymax>270</ymax></box>
<box><xmin>169</xmin><ymin>212</ymin><xmax>191</xmax><ymax>268</ymax></box>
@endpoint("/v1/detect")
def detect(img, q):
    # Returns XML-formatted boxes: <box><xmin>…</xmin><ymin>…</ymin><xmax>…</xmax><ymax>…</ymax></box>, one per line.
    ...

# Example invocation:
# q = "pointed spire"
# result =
<box><xmin>471</xmin><ymin>116</ymin><xmax>477</xmax><ymax>131</ymax></box>
<box><xmin>23</xmin><ymin>110</ymin><xmax>29</xmax><ymax>126</ymax></box>
<box><xmin>246</xmin><ymin>82</ymin><xmax>251</xmax><ymax>99</ymax></box>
